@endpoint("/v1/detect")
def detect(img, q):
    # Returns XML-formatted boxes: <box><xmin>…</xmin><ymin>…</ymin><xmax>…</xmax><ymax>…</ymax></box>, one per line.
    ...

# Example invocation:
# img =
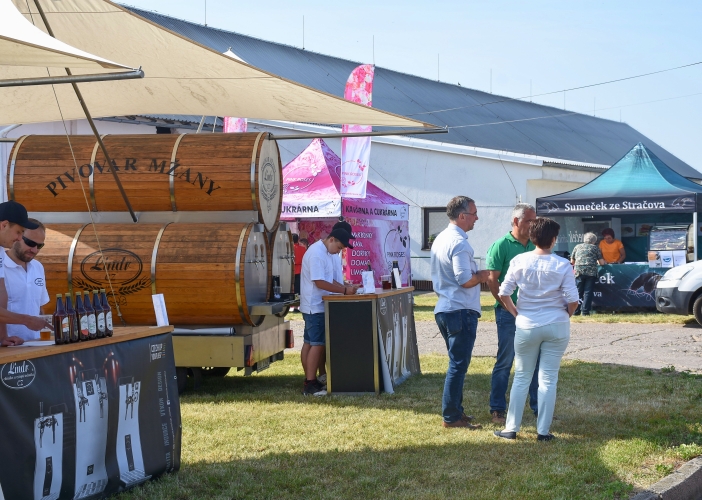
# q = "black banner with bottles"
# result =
<box><xmin>0</xmin><ymin>332</ymin><xmax>180</xmax><ymax>499</ymax></box>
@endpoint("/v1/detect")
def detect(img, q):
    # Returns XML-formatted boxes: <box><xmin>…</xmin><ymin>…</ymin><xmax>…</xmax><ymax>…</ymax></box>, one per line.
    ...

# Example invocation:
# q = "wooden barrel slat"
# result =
<box><xmin>9</xmin><ymin>133</ymin><xmax>282</xmax><ymax>231</ymax></box>
<box><xmin>38</xmin><ymin>222</ymin><xmax>267</xmax><ymax>326</ymax></box>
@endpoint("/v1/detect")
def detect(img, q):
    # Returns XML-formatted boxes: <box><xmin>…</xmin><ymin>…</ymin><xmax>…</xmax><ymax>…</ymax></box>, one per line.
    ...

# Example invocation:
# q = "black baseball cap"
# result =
<box><xmin>333</xmin><ymin>220</ymin><xmax>353</xmax><ymax>234</ymax></box>
<box><xmin>329</xmin><ymin>228</ymin><xmax>354</xmax><ymax>249</ymax></box>
<box><xmin>0</xmin><ymin>201</ymin><xmax>39</xmax><ymax>229</ymax></box>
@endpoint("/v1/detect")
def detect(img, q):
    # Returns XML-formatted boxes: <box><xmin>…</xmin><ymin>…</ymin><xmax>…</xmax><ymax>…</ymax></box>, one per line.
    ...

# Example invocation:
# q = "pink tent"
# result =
<box><xmin>282</xmin><ymin>139</ymin><xmax>411</xmax><ymax>286</ymax></box>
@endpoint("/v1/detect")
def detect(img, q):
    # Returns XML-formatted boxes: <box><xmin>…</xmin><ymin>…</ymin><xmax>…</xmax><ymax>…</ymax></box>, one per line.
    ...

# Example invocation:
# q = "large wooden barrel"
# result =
<box><xmin>8</xmin><ymin>133</ymin><xmax>282</xmax><ymax>231</ymax></box>
<box><xmin>38</xmin><ymin>222</ymin><xmax>269</xmax><ymax>326</ymax></box>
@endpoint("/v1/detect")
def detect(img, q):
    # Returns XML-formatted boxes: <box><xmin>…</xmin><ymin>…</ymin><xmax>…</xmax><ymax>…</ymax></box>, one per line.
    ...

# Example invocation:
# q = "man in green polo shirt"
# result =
<box><xmin>485</xmin><ymin>203</ymin><xmax>540</xmax><ymax>425</ymax></box>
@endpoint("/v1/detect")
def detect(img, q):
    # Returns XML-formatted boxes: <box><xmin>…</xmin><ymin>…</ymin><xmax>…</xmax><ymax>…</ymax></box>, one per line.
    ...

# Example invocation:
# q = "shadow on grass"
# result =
<box><xmin>123</xmin><ymin>440</ymin><xmax>637</xmax><ymax>500</ymax></box>
<box><xmin>121</xmin><ymin>358</ymin><xmax>702</xmax><ymax>500</ymax></box>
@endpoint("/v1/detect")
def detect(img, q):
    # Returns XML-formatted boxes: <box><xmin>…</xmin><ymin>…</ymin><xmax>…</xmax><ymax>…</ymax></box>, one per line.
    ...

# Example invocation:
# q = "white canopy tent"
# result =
<box><xmin>0</xmin><ymin>0</ymin><xmax>431</xmax><ymax>129</ymax></box>
<box><xmin>0</xmin><ymin>0</ymin><xmax>131</xmax><ymax>69</ymax></box>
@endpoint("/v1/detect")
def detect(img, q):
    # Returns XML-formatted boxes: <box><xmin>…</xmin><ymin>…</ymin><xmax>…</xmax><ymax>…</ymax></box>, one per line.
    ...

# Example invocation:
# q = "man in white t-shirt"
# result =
<box><xmin>0</xmin><ymin>203</ymin><xmax>51</xmax><ymax>346</ymax></box>
<box><xmin>299</xmin><ymin>228</ymin><xmax>359</xmax><ymax>396</ymax></box>
<box><xmin>4</xmin><ymin>219</ymin><xmax>50</xmax><ymax>341</ymax></box>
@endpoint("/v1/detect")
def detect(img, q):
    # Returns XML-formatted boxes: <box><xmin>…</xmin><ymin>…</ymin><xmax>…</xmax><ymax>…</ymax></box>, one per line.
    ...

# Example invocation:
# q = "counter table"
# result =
<box><xmin>0</xmin><ymin>326</ymin><xmax>180</xmax><ymax>499</ymax></box>
<box><xmin>323</xmin><ymin>287</ymin><xmax>421</xmax><ymax>395</ymax></box>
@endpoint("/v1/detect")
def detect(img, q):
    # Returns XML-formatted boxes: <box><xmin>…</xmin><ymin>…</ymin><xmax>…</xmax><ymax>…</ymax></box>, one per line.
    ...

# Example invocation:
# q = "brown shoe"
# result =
<box><xmin>491</xmin><ymin>411</ymin><xmax>506</xmax><ymax>425</ymax></box>
<box><xmin>442</xmin><ymin>419</ymin><xmax>482</xmax><ymax>430</ymax></box>
<box><xmin>461</xmin><ymin>412</ymin><xmax>475</xmax><ymax>422</ymax></box>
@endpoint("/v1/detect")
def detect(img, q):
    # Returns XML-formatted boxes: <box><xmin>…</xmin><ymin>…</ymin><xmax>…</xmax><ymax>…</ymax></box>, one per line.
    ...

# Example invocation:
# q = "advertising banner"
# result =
<box><xmin>537</xmin><ymin>195</ymin><xmax>697</xmax><ymax>216</ymax></box>
<box><xmin>222</xmin><ymin>117</ymin><xmax>247</xmax><ymax>133</ymax></box>
<box><xmin>591</xmin><ymin>264</ymin><xmax>666</xmax><ymax>311</ymax></box>
<box><xmin>0</xmin><ymin>333</ymin><xmax>181</xmax><ymax>499</ymax></box>
<box><xmin>376</xmin><ymin>291</ymin><xmax>421</xmax><ymax>391</ymax></box>
<box><xmin>341</xmin><ymin>64</ymin><xmax>374</xmax><ymax>199</ymax></box>
<box><xmin>344</xmin><ymin>218</ymin><xmax>411</xmax><ymax>287</ymax></box>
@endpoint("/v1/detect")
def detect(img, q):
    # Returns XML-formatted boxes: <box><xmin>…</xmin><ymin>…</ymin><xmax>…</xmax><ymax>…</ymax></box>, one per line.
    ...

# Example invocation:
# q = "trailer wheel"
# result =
<box><xmin>693</xmin><ymin>295</ymin><xmax>702</xmax><ymax>326</ymax></box>
<box><xmin>176</xmin><ymin>367</ymin><xmax>187</xmax><ymax>395</ymax></box>
<box><xmin>202</xmin><ymin>367</ymin><xmax>230</xmax><ymax>377</ymax></box>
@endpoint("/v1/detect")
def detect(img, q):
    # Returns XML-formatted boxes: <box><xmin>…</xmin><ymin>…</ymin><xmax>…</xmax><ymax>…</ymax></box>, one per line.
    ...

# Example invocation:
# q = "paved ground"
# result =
<box><xmin>288</xmin><ymin>319</ymin><xmax>702</xmax><ymax>373</ymax></box>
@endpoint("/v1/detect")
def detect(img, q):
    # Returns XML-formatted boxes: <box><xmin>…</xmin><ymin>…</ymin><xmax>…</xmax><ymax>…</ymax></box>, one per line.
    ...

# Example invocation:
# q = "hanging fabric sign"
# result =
<box><xmin>341</xmin><ymin>64</ymin><xmax>374</xmax><ymax>199</ymax></box>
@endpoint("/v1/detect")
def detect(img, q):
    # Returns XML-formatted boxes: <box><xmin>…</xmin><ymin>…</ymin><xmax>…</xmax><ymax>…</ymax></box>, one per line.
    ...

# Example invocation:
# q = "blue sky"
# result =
<box><xmin>123</xmin><ymin>0</ymin><xmax>702</xmax><ymax>171</ymax></box>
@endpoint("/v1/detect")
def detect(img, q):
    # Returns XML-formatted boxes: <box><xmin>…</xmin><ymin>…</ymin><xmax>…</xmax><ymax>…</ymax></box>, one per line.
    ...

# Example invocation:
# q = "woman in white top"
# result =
<box><xmin>494</xmin><ymin>218</ymin><xmax>579</xmax><ymax>442</ymax></box>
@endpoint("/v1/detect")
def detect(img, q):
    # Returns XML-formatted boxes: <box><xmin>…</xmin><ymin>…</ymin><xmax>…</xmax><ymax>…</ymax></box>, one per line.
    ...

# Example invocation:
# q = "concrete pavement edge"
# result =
<box><xmin>631</xmin><ymin>456</ymin><xmax>702</xmax><ymax>500</ymax></box>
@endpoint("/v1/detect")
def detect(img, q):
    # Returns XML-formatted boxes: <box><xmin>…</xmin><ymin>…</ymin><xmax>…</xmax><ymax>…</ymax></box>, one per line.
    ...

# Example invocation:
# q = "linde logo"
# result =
<box><xmin>1</xmin><ymin>360</ymin><xmax>36</xmax><ymax>389</ymax></box>
<box><xmin>260</xmin><ymin>157</ymin><xmax>279</xmax><ymax>211</ymax></box>
<box><xmin>80</xmin><ymin>249</ymin><xmax>143</xmax><ymax>286</ymax></box>
<box><xmin>45</xmin><ymin>158</ymin><xmax>222</xmax><ymax>197</ymax></box>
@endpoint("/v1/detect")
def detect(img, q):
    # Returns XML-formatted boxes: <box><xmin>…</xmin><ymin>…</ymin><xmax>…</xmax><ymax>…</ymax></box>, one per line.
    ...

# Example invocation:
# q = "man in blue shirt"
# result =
<box><xmin>431</xmin><ymin>196</ymin><xmax>489</xmax><ymax>428</ymax></box>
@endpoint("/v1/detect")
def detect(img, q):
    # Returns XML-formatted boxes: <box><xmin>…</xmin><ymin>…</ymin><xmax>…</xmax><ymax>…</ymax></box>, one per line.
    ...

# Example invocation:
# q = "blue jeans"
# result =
<box><xmin>505</xmin><ymin>321</ymin><xmax>570</xmax><ymax>436</ymax></box>
<box><xmin>435</xmin><ymin>309</ymin><xmax>479</xmax><ymax>424</ymax></box>
<box><xmin>490</xmin><ymin>306</ymin><xmax>538</xmax><ymax>415</ymax></box>
<box><xmin>575</xmin><ymin>275</ymin><xmax>596</xmax><ymax>315</ymax></box>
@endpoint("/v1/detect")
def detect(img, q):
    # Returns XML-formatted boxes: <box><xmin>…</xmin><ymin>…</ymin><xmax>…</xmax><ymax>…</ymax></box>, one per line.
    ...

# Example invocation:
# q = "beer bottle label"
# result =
<box><xmin>88</xmin><ymin>314</ymin><xmax>97</xmax><ymax>334</ymax></box>
<box><xmin>61</xmin><ymin>317</ymin><xmax>69</xmax><ymax>335</ymax></box>
<box><xmin>106</xmin><ymin>311</ymin><xmax>113</xmax><ymax>331</ymax></box>
<box><xmin>97</xmin><ymin>313</ymin><xmax>105</xmax><ymax>333</ymax></box>
<box><xmin>80</xmin><ymin>316</ymin><xmax>89</xmax><ymax>335</ymax></box>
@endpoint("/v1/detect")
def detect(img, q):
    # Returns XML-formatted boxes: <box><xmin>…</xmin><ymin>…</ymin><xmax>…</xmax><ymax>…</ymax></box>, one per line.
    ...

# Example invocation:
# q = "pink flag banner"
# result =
<box><xmin>222</xmin><ymin>48</ymin><xmax>248</xmax><ymax>133</ymax></box>
<box><xmin>223</xmin><ymin>117</ymin><xmax>247</xmax><ymax>133</ymax></box>
<box><xmin>341</xmin><ymin>64</ymin><xmax>374</xmax><ymax>199</ymax></box>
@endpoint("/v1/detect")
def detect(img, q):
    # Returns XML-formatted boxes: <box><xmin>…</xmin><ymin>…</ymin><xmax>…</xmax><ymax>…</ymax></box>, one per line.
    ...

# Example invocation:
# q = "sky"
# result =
<box><xmin>122</xmin><ymin>0</ymin><xmax>702</xmax><ymax>171</ymax></box>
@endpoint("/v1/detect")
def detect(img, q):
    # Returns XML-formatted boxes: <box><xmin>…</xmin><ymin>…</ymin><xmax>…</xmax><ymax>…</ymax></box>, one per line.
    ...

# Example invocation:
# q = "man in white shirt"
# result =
<box><xmin>431</xmin><ymin>196</ymin><xmax>489</xmax><ymax>428</ymax></box>
<box><xmin>4</xmin><ymin>219</ymin><xmax>50</xmax><ymax>341</ymax></box>
<box><xmin>0</xmin><ymin>202</ymin><xmax>51</xmax><ymax>346</ymax></box>
<box><xmin>299</xmin><ymin>228</ymin><xmax>359</xmax><ymax>396</ymax></box>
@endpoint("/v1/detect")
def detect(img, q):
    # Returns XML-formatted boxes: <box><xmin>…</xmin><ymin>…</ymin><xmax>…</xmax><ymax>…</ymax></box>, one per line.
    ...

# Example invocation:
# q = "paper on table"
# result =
<box><xmin>8</xmin><ymin>340</ymin><xmax>54</xmax><ymax>347</ymax></box>
<box><xmin>152</xmin><ymin>294</ymin><xmax>170</xmax><ymax>327</ymax></box>
<box><xmin>361</xmin><ymin>271</ymin><xmax>375</xmax><ymax>294</ymax></box>
<box><xmin>393</xmin><ymin>268</ymin><xmax>402</xmax><ymax>288</ymax></box>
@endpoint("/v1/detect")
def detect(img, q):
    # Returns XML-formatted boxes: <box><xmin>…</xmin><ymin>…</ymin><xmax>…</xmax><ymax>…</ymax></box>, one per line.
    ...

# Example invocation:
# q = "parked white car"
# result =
<box><xmin>655</xmin><ymin>261</ymin><xmax>702</xmax><ymax>324</ymax></box>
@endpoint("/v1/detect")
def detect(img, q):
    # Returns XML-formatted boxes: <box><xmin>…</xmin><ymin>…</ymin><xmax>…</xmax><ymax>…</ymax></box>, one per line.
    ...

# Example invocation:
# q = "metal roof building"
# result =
<box><xmin>126</xmin><ymin>6</ymin><xmax>698</xmax><ymax>179</ymax></box>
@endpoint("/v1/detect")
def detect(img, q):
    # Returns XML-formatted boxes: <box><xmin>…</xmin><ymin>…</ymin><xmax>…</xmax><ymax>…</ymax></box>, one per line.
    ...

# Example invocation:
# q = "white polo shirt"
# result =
<box><xmin>4</xmin><ymin>250</ymin><xmax>49</xmax><ymax>340</ymax></box>
<box><xmin>0</xmin><ymin>251</ymin><xmax>5</xmax><ymax>279</ymax></box>
<box><xmin>300</xmin><ymin>240</ymin><xmax>336</xmax><ymax>314</ymax></box>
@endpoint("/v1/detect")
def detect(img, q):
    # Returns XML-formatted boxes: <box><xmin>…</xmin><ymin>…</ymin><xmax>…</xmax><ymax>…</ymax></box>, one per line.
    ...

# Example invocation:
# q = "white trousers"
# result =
<box><xmin>505</xmin><ymin>321</ymin><xmax>570</xmax><ymax>436</ymax></box>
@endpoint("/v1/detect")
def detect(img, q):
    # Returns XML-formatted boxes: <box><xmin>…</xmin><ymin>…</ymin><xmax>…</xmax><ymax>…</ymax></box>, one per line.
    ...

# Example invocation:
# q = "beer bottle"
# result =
<box><xmin>53</xmin><ymin>294</ymin><xmax>69</xmax><ymax>345</ymax></box>
<box><xmin>75</xmin><ymin>292</ymin><xmax>90</xmax><ymax>342</ymax></box>
<box><xmin>83</xmin><ymin>291</ymin><xmax>97</xmax><ymax>340</ymax></box>
<box><xmin>93</xmin><ymin>290</ymin><xmax>106</xmax><ymax>339</ymax></box>
<box><xmin>100</xmin><ymin>289</ymin><xmax>113</xmax><ymax>337</ymax></box>
<box><xmin>65</xmin><ymin>293</ymin><xmax>79</xmax><ymax>343</ymax></box>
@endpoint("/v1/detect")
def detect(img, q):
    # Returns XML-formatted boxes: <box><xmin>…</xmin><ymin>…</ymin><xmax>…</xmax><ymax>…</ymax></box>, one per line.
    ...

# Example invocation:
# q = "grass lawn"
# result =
<box><xmin>118</xmin><ymin>355</ymin><xmax>702</xmax><ymax>500</ymax></box>
<box><xmin>287</xmin><ymin>292</ymin><xmax>697</xmax><ymax>324</ymax></box>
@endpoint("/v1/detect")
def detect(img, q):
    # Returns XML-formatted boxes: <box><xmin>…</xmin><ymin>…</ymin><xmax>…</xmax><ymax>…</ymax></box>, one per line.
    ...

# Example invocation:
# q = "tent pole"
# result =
<box><xmin>0</xmin><ymin>69</ymin><xmax>144</xmax><ymax>88</ymax></box>
<box><xmin>32</xmin><ymin>0</ymin><xmax>138</xmax><ymax>223</ymax></box>
<box><xmin>271</xmin><ymin>127</ymin><xmax>448</xmax><ymax>140</ymax></box>
<box><xmin>694</xmin><ymin>212</ymin><xmax>698</xmax><ymax>262</ymax></box>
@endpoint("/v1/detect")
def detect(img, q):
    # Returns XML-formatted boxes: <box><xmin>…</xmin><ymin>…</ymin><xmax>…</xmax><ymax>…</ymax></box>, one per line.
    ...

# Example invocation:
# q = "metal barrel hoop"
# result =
<box><xmin>88</xmin><ymin>135</ymin><xmax>108</xmax><ymax>212</ymax></box>
<box><xmin>8</xmin><ymin>135</ymin><xmax>29</xmax><ymax>201</ymax></box>
<box><xmin>250</xmin><ymin>132</ymin><xmax>266</xmax><ymax>215</ymax></box>
<box><xmin>169</xmin><ymin>134</ymin><xmax>187</xmax><ymax>212</ymax></box>
<box><xmin>151</xmin><ymin>223</ymin><xmax>172</xmax><ymax>295</ymax></box>
<box><xmin>67</xmin><ymin>224</ymin><xmax>89</xmax><ymax>298</ymax></box>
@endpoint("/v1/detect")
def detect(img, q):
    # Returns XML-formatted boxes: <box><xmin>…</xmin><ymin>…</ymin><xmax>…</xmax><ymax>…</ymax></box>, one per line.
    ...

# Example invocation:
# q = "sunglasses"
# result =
<box><xmin>22</xmin><ymin>236</ymin><xmax>45</xmax><ymax>250</ymax></box>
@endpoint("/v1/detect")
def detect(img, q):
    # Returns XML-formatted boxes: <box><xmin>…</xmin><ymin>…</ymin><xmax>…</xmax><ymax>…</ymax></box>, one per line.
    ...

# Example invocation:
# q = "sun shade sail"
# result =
<box><xmin>536</xmin><ymin>143</ymin><xmax>702</xmax><ymax>215</ymax></box>
<box><xmin>0</xmin><ymin>0</ymin><xmax>431</xmax><ymax>128</ymax></box>
<box><xmin>0</xmin><ymin>0</ymin><xmax>132</xmax><ymax>69</ymax></box>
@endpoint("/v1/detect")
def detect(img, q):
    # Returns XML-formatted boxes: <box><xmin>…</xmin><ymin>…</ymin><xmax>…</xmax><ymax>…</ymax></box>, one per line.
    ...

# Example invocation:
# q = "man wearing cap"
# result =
<box><xmin>299</xmin><ymin>228</ymin><xmax>359</xmax><ymax>396</ymax></box>
<box><xmin>0</xmin><ymin>201</ymin><xmax>52</xmax><ymax>346</ymax></box>
<box><xmin>4</xmin><ymin>218</ymin><xmax>50</xmax><ymax>341</ymax></box>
